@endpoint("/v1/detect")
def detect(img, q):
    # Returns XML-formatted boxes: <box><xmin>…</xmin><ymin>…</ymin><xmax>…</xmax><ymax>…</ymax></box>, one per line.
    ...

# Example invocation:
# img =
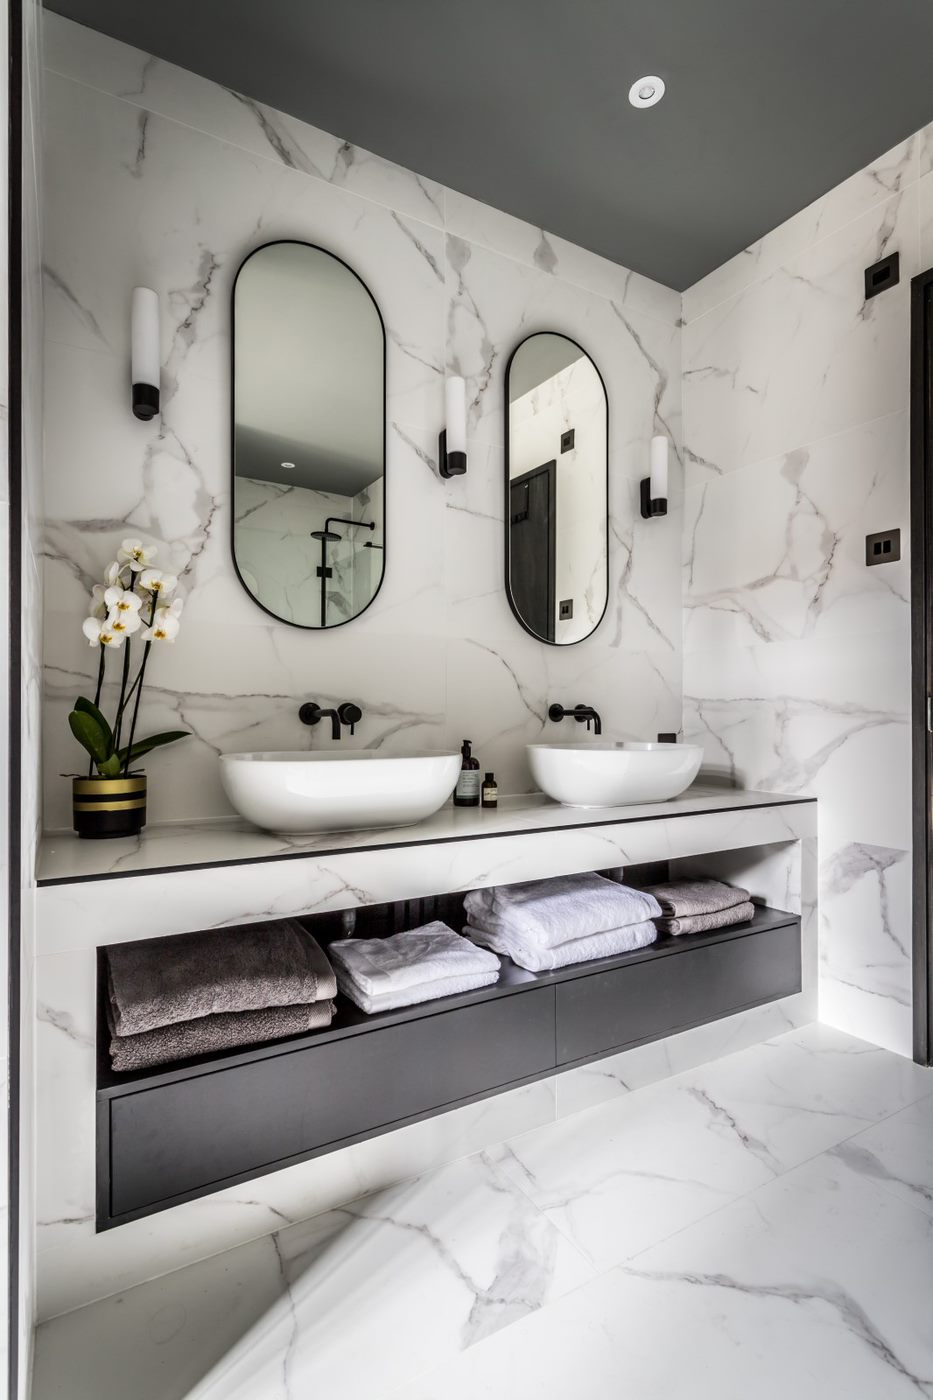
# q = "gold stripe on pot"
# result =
<box><xmin>73</xmin><ymin>797</ymin><xmax>147</xmax><ymax>812</ymax></box>
<box><xmin>73</xmin><ymin>776</ymin><xmax>146</xmax><ymax>795</ymax></box>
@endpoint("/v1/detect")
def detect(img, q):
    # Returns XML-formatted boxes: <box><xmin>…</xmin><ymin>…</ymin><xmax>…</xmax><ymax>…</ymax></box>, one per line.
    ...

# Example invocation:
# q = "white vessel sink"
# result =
<box><xmin>219</xmin><ymin>750</ymin><xmax>461</xmax><ymax>834</ymax></box>
<box><xmin>527</xmin><ymin>740</ymin><xmax>703</xmax><ymax>809</ymax></box>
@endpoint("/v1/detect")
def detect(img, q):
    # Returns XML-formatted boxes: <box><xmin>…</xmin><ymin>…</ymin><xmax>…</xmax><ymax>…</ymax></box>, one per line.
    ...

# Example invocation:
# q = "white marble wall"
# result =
<box><xmin>39</xmin><ymin>13</ymin><xmax>683</xmax><ymax>831</ymax></box>
<box><xmin>682</xmin><ymin>124</ymin><xmax>933</xmax><ymax>1058</ymax></box>
<box><xmin>12</xmin><ymin>0</ymin><xmax>47</xmax><ymax>1391</ymax></box>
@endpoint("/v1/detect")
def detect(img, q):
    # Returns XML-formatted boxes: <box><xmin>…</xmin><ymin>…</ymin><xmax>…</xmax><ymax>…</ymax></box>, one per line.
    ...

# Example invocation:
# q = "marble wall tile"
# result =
<box><xmin>683</xmin><ymin>413</ymin><xmax>909</xmax><ymax>655</ymax></box>
<box><xmin>684</xmin><ymin>122</ymin><xmax>933</xmax><ymax>322</ymax></box>
<box><xmin>683</xmin><ymin>134</ymin><xmax>925</xmax><ymax>1058</ymax></box>
<box><xmin>684</xmin><ymin>187</ymin><xmax>919</xmax><ymax>485</ymax></box>
<box><xmin>41</xmin><ymin>12</ymin><xmax>446</xmax><ymax>229</ymax></box>
<box><xmin>41</xmin><ymin>21</ymin><xmax>683</xmax><ymax>828</ymax></box>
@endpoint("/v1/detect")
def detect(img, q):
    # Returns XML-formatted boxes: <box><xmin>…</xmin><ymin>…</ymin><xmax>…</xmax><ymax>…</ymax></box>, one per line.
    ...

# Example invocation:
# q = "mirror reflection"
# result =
<box><xmin>506</xmin><ymin>332</ymin><xmax>608</xmax><ymax>644</ymax></box>
<box><xmin>232</xmin><ymin>241</ymin><xmax>385</xmax><ymax>628</ymax></box>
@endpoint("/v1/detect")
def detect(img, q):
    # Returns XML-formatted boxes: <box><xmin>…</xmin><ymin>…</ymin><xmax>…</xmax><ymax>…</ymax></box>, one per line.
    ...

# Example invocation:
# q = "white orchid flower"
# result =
<box><xmin>82</xmin><ymin>616</ymin><xmax>125</xmax><ymax>648</ymax></box>
<box><xmin>107</xmin><ymin>607</ymin><xmax>142</xmax><ymax>638</ymax></box>
<box><xmin>89</xmin><ymin>584</ymin><xmax>108</xmax><ymax>620</ymax></box>
<box><xmin>118</xmin><ymin>538</ymin><xmax>157</xmax><ymax>571</ymax></box>
<box><xmin>138</xmin><ymin>567</ymin><xmax>178</xmax><ymax>597</ymax></box>
<box><xmin>104</xmin><ymin>586</ymin><xmax>143</xmax><ymax>618</ymax></box>
<box><xmin>104</xmin><ymin>561</ymin><xmax>123</xmax><ymax>587</ymax></box>
<box><xmin>141</xmin><ymin>605</ymin><xmax>181</xmax><ymax>643</ymax></box>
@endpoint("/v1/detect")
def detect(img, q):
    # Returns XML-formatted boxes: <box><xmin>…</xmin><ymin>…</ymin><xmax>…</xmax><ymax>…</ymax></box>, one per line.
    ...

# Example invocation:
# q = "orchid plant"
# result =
<box><xmin>68</xmin><ymin>538</ymin><xmax>190</xmax><ymax>778</ymax></box>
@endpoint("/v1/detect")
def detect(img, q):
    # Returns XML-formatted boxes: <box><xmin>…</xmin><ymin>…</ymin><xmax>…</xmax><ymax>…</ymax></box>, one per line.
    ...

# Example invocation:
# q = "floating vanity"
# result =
<box><xmin>34</xmin><ymin>785</ymin><xmax>817</xmax><ymax>1319</ymax></box>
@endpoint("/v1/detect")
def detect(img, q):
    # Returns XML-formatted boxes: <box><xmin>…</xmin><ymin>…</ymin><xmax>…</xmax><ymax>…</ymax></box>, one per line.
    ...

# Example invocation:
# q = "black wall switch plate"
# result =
<box><xmin>865</xmin><ymin>528</ymin><xmax>901</xmax><ymax>565</ymax></box>
<box><xmin>864</xmin><ymin>251</ymin><xmax>899</xmax><ymax>300</ymax></box>
<box><xmin>560</xmin><ymin>429</ymin><xmax>575</xmax><ymax>453</ymax></box>
<box><xmin>559</xmin><ymin>599</ymin><xmax>573</xmax><ymax>620</ymax></box>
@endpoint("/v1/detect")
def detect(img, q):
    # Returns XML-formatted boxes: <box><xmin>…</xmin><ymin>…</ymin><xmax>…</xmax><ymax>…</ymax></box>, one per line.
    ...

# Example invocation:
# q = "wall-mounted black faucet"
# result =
<box><xmin>548</xmin><ymin>702</ymin><xmax>603</xmax><ymax>735</ymax></box>
<box><xmin>298</xmin><ymin>701</ymin><xmax>363</xmax><ymax>740</ymax></box>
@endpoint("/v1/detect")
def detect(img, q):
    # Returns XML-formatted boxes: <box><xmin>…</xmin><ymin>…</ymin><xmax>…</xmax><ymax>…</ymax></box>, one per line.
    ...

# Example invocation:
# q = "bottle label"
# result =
<box><xmin>456</xmin><ymin>771</ymin><xmax>481</xmax><ymax>799</ymax></box>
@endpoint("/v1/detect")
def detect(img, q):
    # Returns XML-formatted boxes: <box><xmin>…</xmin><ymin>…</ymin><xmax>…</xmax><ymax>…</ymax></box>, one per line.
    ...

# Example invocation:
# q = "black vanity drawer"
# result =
<box><xmin>106</xmin><ymin>985</ymin><xmax>555</xmax><ymax>1220</ymax></box>
<box><xmin>555</xmin><ymin>920</ymin><xmax>801</xmax><ymax>1065</ymax></box>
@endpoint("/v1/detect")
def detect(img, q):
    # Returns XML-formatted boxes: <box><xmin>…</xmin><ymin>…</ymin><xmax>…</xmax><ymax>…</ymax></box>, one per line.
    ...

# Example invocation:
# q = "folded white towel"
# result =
<box><xmin>465</xmin><ymin>918</ymin><xmax>658</xmax><ymax>973</ymax></box>
<box><xmin>464</xmin><ymin>875</ymin><xmax>661</xmax><ymax>950</ymax></box>
<box><xmin>335</xmin><ymin>966</ymin><xmax>499</xmax><ymax>1015</ymax></box>
<box><xmin>328</xmin><ymin>920</ymin><xmax>500</xmax><ymax>1000</ymax></box>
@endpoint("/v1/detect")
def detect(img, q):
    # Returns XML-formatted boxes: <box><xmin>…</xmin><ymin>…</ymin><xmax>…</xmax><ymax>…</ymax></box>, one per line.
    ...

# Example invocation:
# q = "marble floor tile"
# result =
<box><xmin>495</xmin><ymin>1022</ymin><xmax>930</xmax><ymax>1272</ymax></box>
<box><xmin>32</xmin><ymin>1151</ymin><xmax>593</xmax><ymax>1400</ymax></box>
<box><xmin>32</xmin><ymin>1024</ymin><xmax>933</xmax><ymax>1400</ymax></box>
<box><xmin>398</xmin><ymin>1147</ymin><xmax>933</xmax><ymax>1400</ymax></box>
<box><xmin>828</xmin><ymin>1092</ymin><xmax>933</xmax><ymax>1222</ymax></box>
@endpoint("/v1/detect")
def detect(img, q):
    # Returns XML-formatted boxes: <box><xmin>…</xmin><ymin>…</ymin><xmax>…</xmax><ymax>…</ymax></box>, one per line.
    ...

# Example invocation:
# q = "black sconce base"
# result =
<box><xmin>640</xmin><ymin>477</ymin><xmax>668</xmax><ymax>520</ymax></box>
<box><xmin>438</xmin><ymin>429</ymin><xmax>467</xmax><ymax>479</ymax></box>
<box><xmin>132</xmin><ymin>383</ymin><xmax>160</xmax><ymax>422</ymax></box>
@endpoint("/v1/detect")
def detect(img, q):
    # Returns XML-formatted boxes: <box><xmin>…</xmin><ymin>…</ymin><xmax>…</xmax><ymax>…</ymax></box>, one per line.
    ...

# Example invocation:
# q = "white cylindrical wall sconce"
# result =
<box><xmin>131</xmin><ymin>287</ymin><xmax>160</xmax><ymax>421</ymax></box>
<box><xmin>439</xmin><ymin>375</ymin><xmax>467</xmax><ymax>478</ymax></box>
<box><xmin>640</xmin><ymin>433</ymin><xmax>669</xmax><ymax>518</ymax></box>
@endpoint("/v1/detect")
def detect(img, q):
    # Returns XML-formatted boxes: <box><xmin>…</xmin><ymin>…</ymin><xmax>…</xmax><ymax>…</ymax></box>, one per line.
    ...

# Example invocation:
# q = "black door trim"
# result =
<box><xmin>910</xmin><ymin>267</ymin><xmax>933</xmax><ymax>1066</ymax></box>
<box><xmin>7</xmin><ymin>0</ymin><xmax>25</xmax><ymax>1389</ymax></box>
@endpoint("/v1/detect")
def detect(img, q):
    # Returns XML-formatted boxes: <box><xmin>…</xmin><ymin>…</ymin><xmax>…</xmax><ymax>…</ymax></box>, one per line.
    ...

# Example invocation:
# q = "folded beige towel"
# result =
<box><xmin>107</xmin><ymin>921</ymin><xmax>337</xmax><ymax>1036</ymax></box>
<box><xmin>108</xmin><ymin>998</ymin><xmax>336</xmax><ymax>1072</ymax></box>
<box><xmin>641</xmin><ymin>879</ymin><xmax>750</xmax><ymax>920</ymax></box>
<box><xmin>656</xmin><ymin>901</ymin><xmax>756</xmax><ymax>937</ymax></box>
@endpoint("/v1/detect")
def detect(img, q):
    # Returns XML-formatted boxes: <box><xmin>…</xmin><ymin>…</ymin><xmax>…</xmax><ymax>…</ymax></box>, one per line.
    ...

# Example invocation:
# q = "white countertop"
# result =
<box><xmin>37</xmin><ymin>786</ymin><xmax>815</xmax><ymax>885</ymax></box>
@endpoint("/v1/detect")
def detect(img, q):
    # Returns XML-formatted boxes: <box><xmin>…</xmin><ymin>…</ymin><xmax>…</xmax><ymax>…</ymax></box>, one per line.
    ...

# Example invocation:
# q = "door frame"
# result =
<box><xmin>509</xmin><ymin>460</ymin><xmax>557</xmax><ymax>643</ymax></box>
<box><xmin>910</xmin><ymin>267</ymin><xmax>933</xmax><ymax>1065</ymax></box>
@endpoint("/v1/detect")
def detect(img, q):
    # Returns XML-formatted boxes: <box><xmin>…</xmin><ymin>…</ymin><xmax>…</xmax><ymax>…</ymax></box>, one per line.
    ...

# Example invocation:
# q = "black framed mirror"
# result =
<box><xmin>505</xmin><ymin>332</ymin><xmax>609</xmax><ymax>645</ymax></box>
<box><xmin>231</xmin><ymin>240</ymin><xmax>386</xmax><ymax>629</ymax></box>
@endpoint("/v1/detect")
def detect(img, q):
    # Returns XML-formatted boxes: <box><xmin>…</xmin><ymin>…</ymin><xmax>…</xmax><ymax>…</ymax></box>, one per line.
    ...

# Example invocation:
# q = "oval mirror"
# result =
<box><xmin>232</xmin><ymin>241</ymin><xmax>386</xmax><ymax>628</ymax></box>
<box><xmin>505</xmin><ymin>333</ymin><xmax>608</xmax><ymax>644</ymax></box>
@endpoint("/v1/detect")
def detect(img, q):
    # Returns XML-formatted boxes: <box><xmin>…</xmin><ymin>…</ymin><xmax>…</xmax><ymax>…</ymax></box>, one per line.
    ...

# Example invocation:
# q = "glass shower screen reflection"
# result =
<box><xmin>232</xmin><ymin>241</ymin><xmax>386</xmax><ymax>629</ymax></box>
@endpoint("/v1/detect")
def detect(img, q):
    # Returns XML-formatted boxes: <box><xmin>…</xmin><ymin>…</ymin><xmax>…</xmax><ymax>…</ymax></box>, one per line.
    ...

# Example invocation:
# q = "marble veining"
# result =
<box><xmin>30</xmin><ymin>1025</ymin><xmax>933</xmax><ymax>1400</ymax></box>
<box><xmin>37</xmin><ymin>785</ymin><xmax>814</xmax><ymax>884</ymax></box>
<box><xmin>40</xmin><ymin>12</ymin><xmax>683</xmax><ymax>830</ymax></box>
<box><xmin>682</xmin><ymin>123</ymin><xmax>921</xmax><ymax>1056</ymax></box>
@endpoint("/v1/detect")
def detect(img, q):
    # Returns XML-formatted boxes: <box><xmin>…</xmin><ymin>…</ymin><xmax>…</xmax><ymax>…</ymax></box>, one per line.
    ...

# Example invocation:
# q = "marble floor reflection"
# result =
<box><xmin>33</xmin><ymin>1024</ymin><xmax>933</xmax><ymax>1400</ymax></box>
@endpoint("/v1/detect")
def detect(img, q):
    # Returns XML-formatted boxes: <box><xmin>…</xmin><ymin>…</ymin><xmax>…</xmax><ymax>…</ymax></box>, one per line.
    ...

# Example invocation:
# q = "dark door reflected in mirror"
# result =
<box><xmin>505</xmin><ymin>333</ymin><xmax>608</xmax><ymax>645</ymax></box>
<box><xmin>232</xmin><ymin>241</ymin><xmax>386</xmax><ymax>629</ymax></box>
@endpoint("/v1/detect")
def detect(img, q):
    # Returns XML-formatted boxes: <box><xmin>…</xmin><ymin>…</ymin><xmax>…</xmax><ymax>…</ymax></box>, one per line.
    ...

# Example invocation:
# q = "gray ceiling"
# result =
<box><xmin>47</xmin><ymin>0</ymin><xmax>933</xmax><ymax>289</ymax></box>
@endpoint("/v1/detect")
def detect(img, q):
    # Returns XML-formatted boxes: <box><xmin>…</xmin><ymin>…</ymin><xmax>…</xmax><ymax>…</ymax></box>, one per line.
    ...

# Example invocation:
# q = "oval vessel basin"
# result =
<box><xmin>220</xmin><ymin>750</ymin><xmax>461</xmax><ymax>834</ymax></box>
<box><xmin>527</xmin><ymin>740</ymin><xmax>703</xmax><ymax>809</ymax></box>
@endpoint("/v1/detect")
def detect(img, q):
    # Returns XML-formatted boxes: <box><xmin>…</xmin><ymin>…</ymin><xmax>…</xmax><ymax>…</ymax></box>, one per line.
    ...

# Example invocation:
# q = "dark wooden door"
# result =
<box><xmin>509</xmin><ymin>461</ymin><xmax>556</xmax><ymax>642</ymax></box>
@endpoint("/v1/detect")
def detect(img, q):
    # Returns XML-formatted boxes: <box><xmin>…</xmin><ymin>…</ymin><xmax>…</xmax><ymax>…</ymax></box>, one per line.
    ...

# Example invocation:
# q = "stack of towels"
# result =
<box><xmin>640</xmin><ymin>878</ymin><xmax>754</xmax><ymax>936</ymax></box>
<box><xmin>106</xmin><ymin>919</ymin><xmax>337</xmax><ymax>1072</ymax></box>
<box><xmin>464</xmin><ymin>873</ymin><xmax>661</xmax><ymax>972</ymax></box>
<box><xmin>329</xmin><ymin>920</ymin><xmax>500</xmax><ymax>1014</ymax></box>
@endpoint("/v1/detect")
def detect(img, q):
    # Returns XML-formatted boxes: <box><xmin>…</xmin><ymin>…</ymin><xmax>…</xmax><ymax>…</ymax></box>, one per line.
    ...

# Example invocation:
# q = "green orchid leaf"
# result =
<box><xmin>68</xmin><ymin>709</ymin><xmax>111</xmax><ymax>765</ymax></box>
<box><xmin>73</xmin><ymin>695</ymin><xmax>114</xmax><ymax>754</ymax></box>
<box><xmin>97</xmin><ymin>753</ymin><xmax>123</xmax><ymax>778</ymax></box>
<box><xmin>118</xmin><ymin>730</ymin><xmax>190</xmax><ymax>765</ymax></box>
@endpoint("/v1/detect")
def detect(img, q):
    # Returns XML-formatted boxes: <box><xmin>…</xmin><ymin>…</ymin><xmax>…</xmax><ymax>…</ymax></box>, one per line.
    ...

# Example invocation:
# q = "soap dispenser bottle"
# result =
<box><xmin>454</xmin><ymin>739</ymin><xmax>481</xmax><ymax>807</ymax></box>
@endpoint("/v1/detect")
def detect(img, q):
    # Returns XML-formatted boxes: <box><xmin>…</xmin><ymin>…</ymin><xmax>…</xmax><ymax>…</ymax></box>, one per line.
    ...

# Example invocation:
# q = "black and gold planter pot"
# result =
<box><xmin>72</xmin><ymin>774</ymin><xmax>147</xmax><ymax>840</ymax></box>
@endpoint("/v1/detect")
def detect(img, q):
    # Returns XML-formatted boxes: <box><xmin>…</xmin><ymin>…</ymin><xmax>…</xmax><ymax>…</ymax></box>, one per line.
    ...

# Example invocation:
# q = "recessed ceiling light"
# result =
<box><xmin>280</xmin><ymin>461</ymin><xmax>296</xmax><ymax>470</ymax></box>
<box><xmin>629</xmin><ymin>75</ymin><xmax>665</xmax><ymax>109</ymax></box>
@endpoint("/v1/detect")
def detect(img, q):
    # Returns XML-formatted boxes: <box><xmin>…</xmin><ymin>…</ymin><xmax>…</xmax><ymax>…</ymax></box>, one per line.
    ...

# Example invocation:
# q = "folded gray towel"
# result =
<box><xmin>656</xmin><ymin>901</ymin><xmax>756</xmax><ymax>936</ymax></box>
<box><xmin>641</xmin><ymin>879</ymin><xmax>750</xmax><ymax>920</ymax></box>
<box><xmin>107</xmin><ymin>920</ymin><xmax>337</xmax><ymax>1036</ymax></box>
<box><xmin>108</xmin><ymin>998</ymin><xmax>336</xmax><ymax>1072</ymax></box>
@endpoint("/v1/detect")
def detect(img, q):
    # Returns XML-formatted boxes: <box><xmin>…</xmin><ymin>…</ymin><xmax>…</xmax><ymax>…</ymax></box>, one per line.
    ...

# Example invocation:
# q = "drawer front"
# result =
<box><xmin>108</xmin><ymin>987</ymin><xmax>555</xmax><ymax>1219</ymax></box>
<box><xmin>556</xmin><ymin>922</ymin><xmax>800</xmax><ymax>1065</ymax></box>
